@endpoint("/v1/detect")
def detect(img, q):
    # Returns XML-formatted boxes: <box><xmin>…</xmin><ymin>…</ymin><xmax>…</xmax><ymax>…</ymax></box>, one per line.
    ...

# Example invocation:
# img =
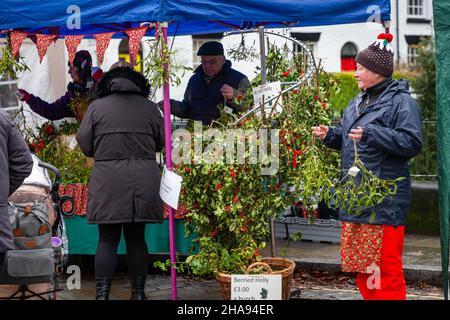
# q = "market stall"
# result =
<box><xmin>6</xmin><ymin>1</ymin><xmax>443</xmax><ymax>301</ymax></box>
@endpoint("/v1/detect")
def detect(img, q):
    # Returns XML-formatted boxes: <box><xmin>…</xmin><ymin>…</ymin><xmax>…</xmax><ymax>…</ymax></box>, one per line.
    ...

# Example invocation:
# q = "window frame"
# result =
<box><xmin>0</xmin><ymin>40</ymin><xmax>20</xmax><ymax>113</ymax></box>
<box><xmin>192</xmin><ymin>37</ymin><xmax>223</xmax><ymax>69</ymax></box>
<box><xmin>407</xmin><ymin>0</ymin><xmax>427</xmax><ymax>19</ymax></box>
<box><xmin>407</xmin><ymin>44</ymin><xmax>419</xmax><ymax>68</ymax></box>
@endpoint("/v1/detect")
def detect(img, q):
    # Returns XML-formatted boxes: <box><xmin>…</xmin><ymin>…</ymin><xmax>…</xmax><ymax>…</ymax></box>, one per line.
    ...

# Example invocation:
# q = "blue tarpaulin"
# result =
<box><xmin>0</xmin><ymin>0</ymin><xmax>391</xmax><ymax>36</ymax></box>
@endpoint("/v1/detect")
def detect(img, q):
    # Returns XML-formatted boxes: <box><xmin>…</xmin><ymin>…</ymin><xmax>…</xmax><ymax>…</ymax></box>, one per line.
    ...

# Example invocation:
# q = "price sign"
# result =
<box><xmin>231</xmin><ymin>274</ymin><xmax>282</xmax><ymax>300</ymax></box>
<box><xmin>252</xmin><ymin>81</ymin><xmax>283</xmax><ymax>118</ymax></box>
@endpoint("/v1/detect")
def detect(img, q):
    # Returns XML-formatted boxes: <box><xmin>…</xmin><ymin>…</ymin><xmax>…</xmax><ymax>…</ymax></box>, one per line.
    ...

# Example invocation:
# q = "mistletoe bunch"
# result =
<box><xmin>0</xmin><ymin>41</ymin><xmax>30</xmax><ymax>80</ymax></box>
<box><xmin>143</xmin><ymin>24</ymin><xmax>192</xmax><ymax>89</ymax></box>
<box><xmin>329</xmin><ymin>140</ymin><xmax>405</xmax><ymax>223</ymax></box>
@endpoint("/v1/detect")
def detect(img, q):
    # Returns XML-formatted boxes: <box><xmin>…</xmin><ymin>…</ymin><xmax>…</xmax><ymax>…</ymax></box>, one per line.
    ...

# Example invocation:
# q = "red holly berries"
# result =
<box><xmin>281</xmin><ymin>68</ymin><xmax>293</xmax><ymax>77</ymax></box>
<box><xmin>230</xmin><ymin>169</ymin><xmax>236</xmax><ymax>178</ymax></box>
<box><xmin>224</xmin><ymin>205</ymin><xmax>231</xmax><ymax>212</ymax></box>
<box><xmin>292</xmin><ymin>150</ymin><xmax>302</xmax><ymax>168</ymax></box>
<box><xmin>210</xmin><ymin>229</ymin><xmax>219</xmax><ymax>237</ymax></box>
<box><xmin>215</xmin><ymin>183</ymin><xmax>222</xmax><ymax>191</ymax></box>
<box><xmin>322</xmin><ymin>102</ymin><xmax>327</xmax><ymax>109</ymax></box>
<box><xmin>46</xmin><ymin>126</ymin><xmax>54</xmax><ymax>135</ymax></box>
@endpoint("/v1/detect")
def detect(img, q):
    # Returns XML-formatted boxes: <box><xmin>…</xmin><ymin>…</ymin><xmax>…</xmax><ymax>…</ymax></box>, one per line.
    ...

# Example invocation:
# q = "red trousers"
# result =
<box><xmin>356</xmin><ymin>225</ymin><xmax>406</xmax><ymax>300</ymax></box>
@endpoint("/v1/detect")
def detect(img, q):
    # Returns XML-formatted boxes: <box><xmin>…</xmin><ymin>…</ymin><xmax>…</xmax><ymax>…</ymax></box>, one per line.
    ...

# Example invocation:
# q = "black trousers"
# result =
<box><xmin>95</xmin><ymin>223</ymin><xmax>148</xmax><ymax>278</ymax></box>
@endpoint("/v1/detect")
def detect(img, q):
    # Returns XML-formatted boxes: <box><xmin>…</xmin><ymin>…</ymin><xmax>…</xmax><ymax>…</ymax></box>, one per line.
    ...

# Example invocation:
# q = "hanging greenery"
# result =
<box><xmin>226</xmin><ymin>35</ymin><xmax>259</xmax><ymax>62</ymax></box>
<box><xmin>329</xmin><ymin>140</ymin><xmax>405</xmax><ymax>223</ymax></box>
<box><xmin>0</xmin><ymin>41</ymin><xmax>30</xmax><ymax>80</ymax></box>
<box><xmin>143</xmin><ymin>25</ymin><xmax>192</xmax><ymax>89</ymax></box>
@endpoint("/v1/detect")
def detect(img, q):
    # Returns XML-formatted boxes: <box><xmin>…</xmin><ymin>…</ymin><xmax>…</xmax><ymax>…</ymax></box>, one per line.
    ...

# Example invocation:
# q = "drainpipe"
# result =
<box><xmin>396</xmin><ymin>0</ymin><xmax>400</xmax><ymax>66</ymax></box>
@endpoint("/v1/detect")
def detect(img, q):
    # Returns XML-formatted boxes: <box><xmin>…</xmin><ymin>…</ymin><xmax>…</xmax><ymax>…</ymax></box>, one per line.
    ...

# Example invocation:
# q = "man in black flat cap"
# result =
<box><xmin>159</xmin><ymin>41</ymin><xmax>250</xmax><ymax>125</ymax></box>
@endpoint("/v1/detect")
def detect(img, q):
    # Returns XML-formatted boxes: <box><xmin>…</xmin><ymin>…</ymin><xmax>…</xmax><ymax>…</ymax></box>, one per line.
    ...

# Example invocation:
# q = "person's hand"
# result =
<box><xmin>311</xmin><ymin>125</ymin><xmax>329</xmax><ymax>140</ymax></box>
<box><xmin>67</xmin><ymin>82</ymin><xmax>85</xmax><ymax>94</ymax></box>
<box><xmin>16</xmin><ymin>89</ymin><xmax>30</xmax><ymax>102</ymax></box>
<box><xmin>220</xmin><ymin>84</ymin><xmax>235</xmax><ymax>101</ymax></box>
<box><xmin>348</xmin><ymin>127</ymin><xmax>364</xmax><ymax>141</ymax></box>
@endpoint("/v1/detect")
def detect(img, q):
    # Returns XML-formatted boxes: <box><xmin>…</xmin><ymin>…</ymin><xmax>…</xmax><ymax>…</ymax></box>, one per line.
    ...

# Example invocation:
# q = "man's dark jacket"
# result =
<box><xmin>171</xmin><ymin>60</ymin><xmax>249</xmax><ymax>125</ymax></box>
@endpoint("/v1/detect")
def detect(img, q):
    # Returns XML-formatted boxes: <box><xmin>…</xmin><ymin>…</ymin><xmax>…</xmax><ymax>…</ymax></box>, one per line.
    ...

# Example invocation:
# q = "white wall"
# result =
<box><xmin>17</xmin><ymin>39</ymin><xmax>67</xmax><ymax>126</ymax></box>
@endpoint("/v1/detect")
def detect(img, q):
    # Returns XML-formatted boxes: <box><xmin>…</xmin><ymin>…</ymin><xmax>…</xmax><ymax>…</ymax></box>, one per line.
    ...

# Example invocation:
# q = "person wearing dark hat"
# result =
<box><xmin>16</xmin><ymin>50</ymin><xmax>103</xmax><ymax>122</ymax></box>
<box><xmin>158</xmin><ymin>41</ymin><xmax>250</xmax><ymax>125</ymax></box>
<box><xmin>312</xmin><ymin>33</ymin><xmax>422</xmax><ymax>300</ymax></box>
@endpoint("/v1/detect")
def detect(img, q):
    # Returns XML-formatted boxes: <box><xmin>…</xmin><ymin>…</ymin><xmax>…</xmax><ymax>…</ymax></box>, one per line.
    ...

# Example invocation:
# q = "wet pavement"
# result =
<box><xmin>53</xmin><ymin>233</ymin><xmax>446</xmax><ymax>300</ymax></box>
<box><xmin>55</xmin><ymin>270</ymin><xmax>444</xmax><ymax>301</ymax></box>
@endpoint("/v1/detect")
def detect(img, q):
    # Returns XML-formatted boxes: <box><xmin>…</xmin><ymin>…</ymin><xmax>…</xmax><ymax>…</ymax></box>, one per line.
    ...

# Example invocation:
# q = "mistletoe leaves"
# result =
<box><xmin>143</xmin><ymin>27</ymin><xmax>192</xmax><ymax>89</ymax></box>
<box><xmin>0</xmin><ymin>43</ymin><xmax>30</xmax><ymax>80</ymax></box>
<box><xmin>293</xmin><ymin>141</ymin><xmax>339</xmax><ymax>214</ymax></box>
<box><xmin>331</xmin><ymin>157</ymin><xmax>405</xmax><ymax>223</ymax></box>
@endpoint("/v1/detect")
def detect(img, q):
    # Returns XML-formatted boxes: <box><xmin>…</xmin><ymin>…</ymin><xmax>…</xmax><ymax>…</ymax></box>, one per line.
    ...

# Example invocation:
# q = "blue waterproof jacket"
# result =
<box><xmin>323</xmin><ymin>80</ymin><xmax>422</xmax><ymax>226</ymax></box>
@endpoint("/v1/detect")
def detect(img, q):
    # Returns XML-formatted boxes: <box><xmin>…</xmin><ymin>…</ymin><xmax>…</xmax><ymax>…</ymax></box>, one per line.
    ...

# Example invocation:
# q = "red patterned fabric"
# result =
<box><xmin>34</xmin><ymin>34</ymin><xmax>58</xmax><ymax>62</ymax></box>
<box><xmin>94</xmin><ymin>32</ymin><xmax>115</xmax><ymax>66</ymax></box>
<box><xmin>59</xmin><ymin>183</ymin><xmax>88</xmax><ymax>216</ymax></box>
<box><xmin>356</xmin><ymin>225</ymin><xmax>406</xmax><ymax>300</ymax></box>
<box><xmin>65</xmin><ymin>35</ymin><xmax>84</xmax><ymax>64</ymax></box>
<box><xmin>125</xmin><ymin>26</ymin><xmax>148</xmax><ymax>66</ymax></box>
<box><xmin>10</xmin><ymin>30</ymin><xmax>28</xmax><ymax>58</ymax></box>
<box><xmin>340</xmin><ymin>222</ymin><xmax>384</xmax><ymax>273</ymax></box>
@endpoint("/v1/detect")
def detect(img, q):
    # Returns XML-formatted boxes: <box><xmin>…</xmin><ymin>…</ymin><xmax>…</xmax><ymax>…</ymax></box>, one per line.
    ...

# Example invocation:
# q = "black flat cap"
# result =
<box><xmin>197</xmin><ymin>41</ymin><xmax>224</xmax><ymax>56</ymax></box>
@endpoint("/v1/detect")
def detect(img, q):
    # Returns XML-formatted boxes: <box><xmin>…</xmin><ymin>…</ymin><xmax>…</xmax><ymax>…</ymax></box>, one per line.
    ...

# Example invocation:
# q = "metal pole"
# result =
<box><xmin>258</xmin><ymin>26</ymin><xmax>276</xmax><ymax>257</ymax></box>
<box><xmin>396</xmin><ymin>0</ymin><xmax>400</xmax><ymax>66</ymax></box>
<box><xmin>161</xmin><ymin>22</ymin><xmax>178</xmax><ymax>300</ymax></box>
<box><xmin>258</xmin><ymin>26</ymin><xmax>267</xmax><ymax>84</ymax></box>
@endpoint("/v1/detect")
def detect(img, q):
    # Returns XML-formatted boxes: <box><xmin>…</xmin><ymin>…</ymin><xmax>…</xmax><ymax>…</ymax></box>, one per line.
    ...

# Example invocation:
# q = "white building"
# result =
<box><xmin>156</xmin><ymin>0</ymin><xmax>435</xmax><ymax>101</ymax></box>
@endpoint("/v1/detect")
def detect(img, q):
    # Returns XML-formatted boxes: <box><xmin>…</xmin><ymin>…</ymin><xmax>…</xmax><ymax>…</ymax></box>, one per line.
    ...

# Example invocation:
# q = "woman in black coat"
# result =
<box><xmin>76</xmin><ymin>62</ymin><xmax>164</xmax><ymax>300</ymax></box>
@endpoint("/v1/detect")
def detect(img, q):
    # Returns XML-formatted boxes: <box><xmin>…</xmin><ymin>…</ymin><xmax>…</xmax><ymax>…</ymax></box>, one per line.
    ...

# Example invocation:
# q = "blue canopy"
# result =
<box><xmin>0</xmin><ymin>0</ymin><xmax>391</xmax><ymax>36</ymax></box>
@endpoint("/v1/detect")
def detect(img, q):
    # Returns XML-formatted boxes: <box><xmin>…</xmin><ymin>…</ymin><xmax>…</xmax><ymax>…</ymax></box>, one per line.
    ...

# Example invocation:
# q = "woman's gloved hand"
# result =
<box><xmin>16</xmin><ymin>89</ymin><xmax>31</xmax><ymax>102</ymax></box>
<box><xmin>67</xmin><ymin>82</ymin><xmax>86</xmax><ymax>94</ymax></box>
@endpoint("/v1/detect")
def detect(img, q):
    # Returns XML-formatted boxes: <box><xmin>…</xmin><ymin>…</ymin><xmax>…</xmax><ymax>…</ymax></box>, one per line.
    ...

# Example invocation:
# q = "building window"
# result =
<box><xmin>0</xmin><ymin>78</ymin><xmax>19</xmax><ymax>112</ymax></box>
<box><xmin>290</xmin><ymin>32</ymin><xmax>320</xmax><ymax>58</ymax></box>
<box><xmin>118</xmin><ymin>38</ymin><xmax>143</xmax><ymax>73</ymax></box>
<box><xmin>192</xmin><ymin>33</ymin><xmax>224</xmax><ymax>68</ymax></box>
<box><xmin>0</xmin><ymin>43</ymin><xmax>20</xmax><ymax>113</ymax></box>
<box><xmin>341</xmin><ymin>42</ymin><xmax>358</xmax><ymax>72</ymax></box>
<box><xmin>408</xmin><ymin>0</ymin><xmax>426</xmax><ymax>18</ymax></box>
<box><xmin>293</xmin><ymin>41</ymin><xmax>317</xmax><ymax>57</ymax></box>
<box><xmin>408</xmin><ymin>45</ymin><xmax>419</xmax><ymax>68</ymax></box>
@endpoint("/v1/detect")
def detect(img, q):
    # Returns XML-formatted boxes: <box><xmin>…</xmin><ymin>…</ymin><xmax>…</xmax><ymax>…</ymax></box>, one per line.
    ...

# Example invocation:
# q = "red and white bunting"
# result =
<box><xmin>10</xmin><ymin>30</ymin><xmax>28</xmax><ymax>58</ymax></box>
<box><xmin>125</xmin><ymin>26</ymin><xmax>148</xmax><ymax>66</ymax></box>
<box><xmin>65</xmin><ymin>35</ymin><xmax>84</xmax><ymax>64</ymax></box>
<box><xmin>94</xmin><ymin>32</ymin><xmax>115</xmax><ymax>66</ymax></box>
<box><xmin>33</xmin><ymin>34</ymin><xmax>58</xmax><ymax>62</ymax></box>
